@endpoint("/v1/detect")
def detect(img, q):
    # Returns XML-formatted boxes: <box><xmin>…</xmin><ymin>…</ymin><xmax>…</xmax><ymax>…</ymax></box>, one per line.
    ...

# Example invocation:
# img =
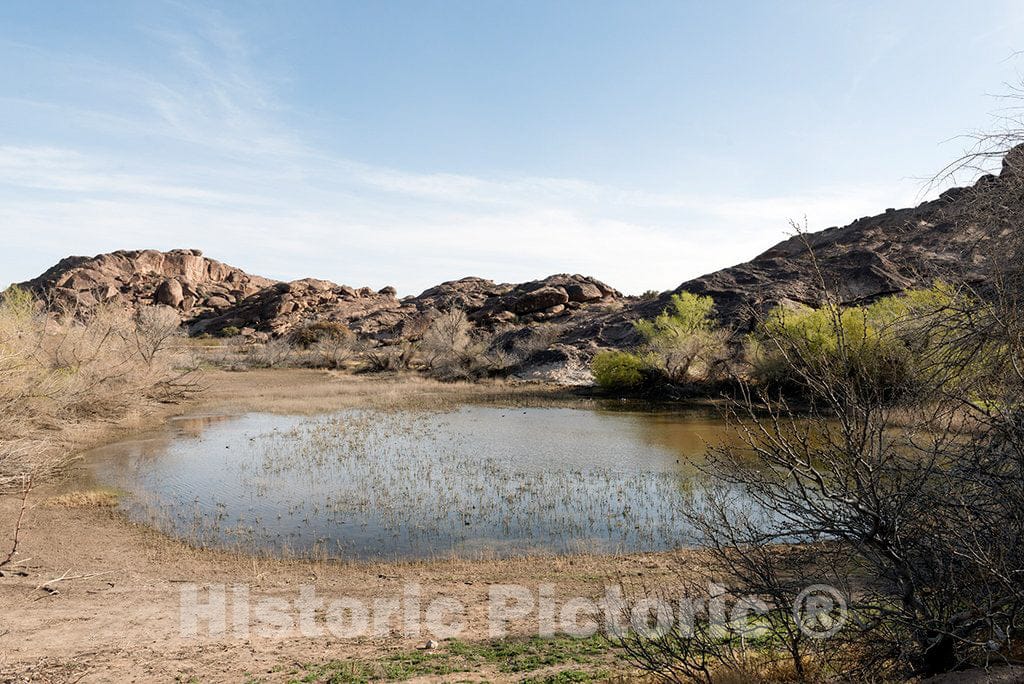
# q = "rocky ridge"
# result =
<box><xmin>19</xmin><ymin>249</ymin><xmax>275</xmax><ymax>321</ymax></box>
<box><xmin>17</xmin><ymin>147</ymin><xmax>1024</xmax><ymax>381</ymax></box>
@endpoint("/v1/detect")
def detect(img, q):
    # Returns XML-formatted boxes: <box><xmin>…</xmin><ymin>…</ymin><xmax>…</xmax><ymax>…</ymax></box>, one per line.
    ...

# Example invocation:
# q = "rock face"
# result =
<box><xmin>18</xmin><ymin>249</ymin><xmax>275</xmax><ymax>319</ymax></box>
<box><xmin>190</xmin><ymin>273</ymin><xmax>624</xmax><ymax>347</ymax></box>
<box><xmin>630</xmin><ymin>149</ymin><xmax>1024</xmax><ymax>329</ymax></box>
<box><xmin>18</xmin><ymin>145</ymin><xmax>1024</xmax><ymax>383</ymax></box>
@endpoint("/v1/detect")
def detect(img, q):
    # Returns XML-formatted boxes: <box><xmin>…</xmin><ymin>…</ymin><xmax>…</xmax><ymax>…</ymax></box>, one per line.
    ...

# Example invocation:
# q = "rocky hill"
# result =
<box><xmin>16</xmin><ymin>249</ymin><xmax>626</xmax><ymax>381</ymax></box>
<box><xmin>189</xmin><ymin>272</ymin><xmax>623</xmax><ymax>345</ymax></box>
<box><xmin>18</xmin><ymin>249</ymin><xmax>275</xmax><ymax>321</ymax></box>
<box><xmin>16</xmin><ymin>146</ymin><xmax>1023</xmax><ymax>381</ymax></box>
<box><xmin>654</xmin><ymin>146</ymin><xmax>1024</xmax><ymax>327</ymax></box>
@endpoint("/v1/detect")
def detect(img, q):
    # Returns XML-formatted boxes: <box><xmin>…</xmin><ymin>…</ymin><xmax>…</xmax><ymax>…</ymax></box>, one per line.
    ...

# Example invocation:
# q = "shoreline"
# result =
<box><xmin>1</xmin><ymin>368</ymin><xmax>693</xmax><ymax>682</ymax></box>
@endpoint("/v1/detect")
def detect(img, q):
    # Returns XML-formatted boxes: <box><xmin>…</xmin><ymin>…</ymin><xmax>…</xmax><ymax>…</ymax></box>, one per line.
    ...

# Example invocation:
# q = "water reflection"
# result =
<box><xmin>85</xmin><ymin>405</ymin><xmax>747</xmax><ymax>560</ymax></box>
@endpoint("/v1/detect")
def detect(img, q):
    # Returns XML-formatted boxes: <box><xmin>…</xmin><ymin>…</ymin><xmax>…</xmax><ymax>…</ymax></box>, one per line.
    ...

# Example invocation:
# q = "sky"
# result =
<box><xmin>2</xmin><ymin>1</ymin><xmax>1023</xmax><ymax>296</ymax></box>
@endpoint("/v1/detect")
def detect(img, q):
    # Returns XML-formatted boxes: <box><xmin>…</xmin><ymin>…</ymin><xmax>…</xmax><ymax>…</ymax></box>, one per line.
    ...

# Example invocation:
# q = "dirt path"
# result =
<box><xmin>0</xmin><ymin>370</ymin><xmax>685</xmax><ymax>683</ymax></box>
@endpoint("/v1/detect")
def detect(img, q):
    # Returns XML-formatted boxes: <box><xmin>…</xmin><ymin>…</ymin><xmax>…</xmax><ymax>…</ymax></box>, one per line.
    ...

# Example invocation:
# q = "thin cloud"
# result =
<box><xmin>0</xmin><ymin>4</ymin><xmax>922</xmax><ymax>294</ymax></box>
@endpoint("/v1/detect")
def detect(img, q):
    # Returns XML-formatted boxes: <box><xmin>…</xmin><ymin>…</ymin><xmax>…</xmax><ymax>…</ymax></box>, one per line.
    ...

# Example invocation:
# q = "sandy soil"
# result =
<box><xmin>0</xmin><ymin>370</ymin><xmax>683</xmax><ymax>683</ymax></box>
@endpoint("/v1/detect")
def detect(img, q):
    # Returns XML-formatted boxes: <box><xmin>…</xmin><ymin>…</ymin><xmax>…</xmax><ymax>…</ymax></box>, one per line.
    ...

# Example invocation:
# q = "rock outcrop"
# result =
<box><xmin>17</xmin><ymin>145</ymin><xmax>1024</xmax><ymax>382</ymax></box>
<box><xmin>190</xmin><ymin>273</ymin><xmax>623</xmax><ymax>345</ymax></box>
<box><xmin>18</xmin><ymin>249</ymin><xmax>275</xmax><ymax>319</ymax></box>
<box><xmin>632</xmin><ymin>148</ymin><xmax>1024</xmax><ymax>329</ymax></box>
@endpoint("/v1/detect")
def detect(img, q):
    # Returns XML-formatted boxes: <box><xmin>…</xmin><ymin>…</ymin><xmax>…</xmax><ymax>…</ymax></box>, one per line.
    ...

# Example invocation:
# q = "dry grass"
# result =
<box><xmin>0</xmin><ymin>288</ymin><xmax>197</xmax><ymax>492</ymax></box>
<box><xmin>45</xmin><ymin>489</ymin><xmax>120</xmax><ymax>508</ymax></box>
<box><xmin>192</xmin><ymin>367</ymin><xmax>585</xmax><ymax>416</ymax></box>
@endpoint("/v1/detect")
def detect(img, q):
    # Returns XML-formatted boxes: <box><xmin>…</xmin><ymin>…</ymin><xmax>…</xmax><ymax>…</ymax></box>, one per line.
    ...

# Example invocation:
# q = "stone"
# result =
<box><xmin>512</xmin><ymin>287</ymin><xmax>569</xmax><ymax>314</ymax></box>
<box><xmin>204</xmin><ymin>296</ymin><xmax>232</xmax><ymax>309</ymax></box>
<box><xmin>154</xmin><ymin>279</ymin><xmax>184</xmax><ymax>308</ymax></box>
<box><xmin>564</xmin><ymin>282</ymin><xmax>603</xmax><ymax>302</ymax></box>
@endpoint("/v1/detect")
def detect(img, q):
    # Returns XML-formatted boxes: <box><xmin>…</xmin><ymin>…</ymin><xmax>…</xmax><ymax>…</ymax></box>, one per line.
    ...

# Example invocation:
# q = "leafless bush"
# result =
<box><xmin>362</xmin><ymin>341</ymin><xmax>417</xmax><ymax>373</ymax></box>
<box><xmin>419</xmin><ymin>309</ymin><xmax>493</xmax><ymax>380</ymax></box>
<box><xmin>481</xmin><ymin>322</ymin><xmax>566</xmax><ymax>373</ymax></box>
<box><xmin>305</xmin><ymin>335</ymin><xmax>358</xmax><ymax>369</ymax></box>
<box><xmin>132</xmin><ymin>305</ymin><xmax>182</xmax><ymax>366</ymax></box>
<box><xmin>0</xmin><ymin>290</ymin><xmax>196</xmax><ymax>491</ymax></box>
<box><xmin>244</xmin><ymin>338</ymin><xmax>295</xmax><ymax>368</ymax></box>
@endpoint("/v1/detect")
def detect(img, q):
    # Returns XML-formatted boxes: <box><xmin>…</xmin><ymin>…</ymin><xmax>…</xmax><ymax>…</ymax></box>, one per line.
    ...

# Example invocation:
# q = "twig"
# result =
<box><xmin>34</xmin><ymin>569</ymin><xmax>114</xmax><ymax>596</ymax></box>
<box><xmin>0</xmin><ymin>474</ymin><xmax>32</xmax><ymax>570</ymax></box>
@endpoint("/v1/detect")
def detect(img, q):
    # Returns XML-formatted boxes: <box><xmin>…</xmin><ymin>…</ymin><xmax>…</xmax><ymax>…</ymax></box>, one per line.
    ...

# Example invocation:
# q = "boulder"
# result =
<box><xmin>564</xmin><ymin>282</ymin><xmax>603</xmax><ymax>302</ymax></box>
<box><xmin>512</xmin><ymin>287</ymin><xmax>569</xmax><ymax>314</ymax></box>
<box><xmin>204</xmin><ymin>296</ymin><xmax>232</xmax><ymax>309</ymax></box>
<box><xmin>154</xmin><ymin>279</ymin><xmax>184</xmax><ymax>308</ymax></box>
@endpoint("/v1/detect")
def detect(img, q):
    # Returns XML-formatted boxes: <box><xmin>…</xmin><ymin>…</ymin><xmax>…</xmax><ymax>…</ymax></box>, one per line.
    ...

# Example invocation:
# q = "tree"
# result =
<box><xmin>634</xmin><ymin>292</ymin><xmax>729</xmax><ymax>385</ymax></box>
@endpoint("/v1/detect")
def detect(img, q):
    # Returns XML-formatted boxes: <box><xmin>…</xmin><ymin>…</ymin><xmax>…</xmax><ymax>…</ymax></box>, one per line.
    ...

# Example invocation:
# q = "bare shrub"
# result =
<box><xmin>289</xmin><ymin>320</ymin><xmax>353</xmax><ymax>349</ymax></box>
<box><xmin>245</xmin><ymin>338</ymin><xmax>295</xmax><ymax>368</ymax></box>
<box><xmin>305</xmin><ymin>336</ymin><xmax>358</xmax><ymax>369</ymax></box>
<box><xmin>419</xmin><ymin>309</ymin><xmax>492</xmax><ymax>380</ymax></box>
<box><xmin>132</xmin><ymin>305</ymin><xmax>182</xmax><ymax>366</ymax></box>
<box><xmin>362</xmin><ymin>341</ymin><xmax>417</xmax><ymax>373</ymax></box>
<box><xmin>0</xmin><ymin>291</ymin><xmax>198</xmax><ymax>491</ymax></box>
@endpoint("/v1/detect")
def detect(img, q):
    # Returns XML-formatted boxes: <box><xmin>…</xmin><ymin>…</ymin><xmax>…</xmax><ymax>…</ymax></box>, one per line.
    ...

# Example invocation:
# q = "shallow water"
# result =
<box><xmin>84</xmin><ymin>404</ymin><xmax>745</xmax><ymax>560</ymax></box>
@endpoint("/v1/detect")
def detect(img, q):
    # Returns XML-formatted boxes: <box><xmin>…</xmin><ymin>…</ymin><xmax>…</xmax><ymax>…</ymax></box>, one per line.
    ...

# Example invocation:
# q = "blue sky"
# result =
<box><xmin>2</xmin><ymin>1</ymin><xmax>1023</xmax><ymax>295</ymax></box>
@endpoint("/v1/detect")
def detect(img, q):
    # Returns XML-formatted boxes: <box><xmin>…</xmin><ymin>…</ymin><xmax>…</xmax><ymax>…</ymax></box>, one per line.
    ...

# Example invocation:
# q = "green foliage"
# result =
<box><xmin>591</xmin><ymin>350</ymin><xmax>646</xmax><ymax>389</ymax></box>
<box><xmin>287</xmin><ymin>634</ymin><xmax>617</xmax><ymax>683</ymax></box>
<box><xmin>749</xmin><ymin>282</ymin><xmax>976</xmax><ymax>399</ymax></box>
<box><xmin>634</xmin><ymin>291</ymin><xmax>716</xmax><ymax>341</ymax></box>
<box><xmin>289</xmin><ymin>320</ymin><xmax>353</xmax><ymax>348</ymax></box>
<box><xmin>219</xmin><ymin>326</ymin><xmax>241</xmax><ymax>338</ymax></box>
<box><xmin>0</xmin><ymin>285</ymin><xmax>36</xmax><ymax>325</ymax></box>
<box><xmin>633</xmin><ymin>292</ymin><xmax>728</xmax><ymax>385</ymax></box>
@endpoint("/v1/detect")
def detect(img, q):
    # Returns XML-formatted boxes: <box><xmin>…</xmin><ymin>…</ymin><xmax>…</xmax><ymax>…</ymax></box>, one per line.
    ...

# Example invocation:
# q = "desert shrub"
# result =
<box><xmin>245</xmin><ymin>338</ymin><xmax>294</xmax><ymax>368</ymax></box>
<box><xmin>362</xmin><ymin>342</ymin><xmax>416</xmax><ymax>372</ymax></box>
<box><xmin>304</xmin><ymin>336</ymin><xmax>359</xmax><ymax>370</ymax></box>
<box><xmin>591</xmin><ymin>350</ymin><xmax>646</xmax><ymax>390</ymax></box>
<box><xmin>219</xmin><ymin>325</ymin><xmax>241</xmax><ymax>338</ymax></box>
<box><xmin>0</xmin><ymin>292</ymin><xmax>196</xmax><ymax>490</ymax></box>
<box><xmin>633</xmin><ymin>292</ymin><xmax>730</xmax><ymax>385</ymax></box>
<box><xmin>289</xmin><ymin>320</ymin><xmax>353</xmax><ymax>348</ymax></box>
<box><xmin>749</xmin><ymin>283</ymin><xmax>973</xmax><ymax>399</ymax></box>
<box><xmin>419</xmin><ymin>309</ymin><xmax>492</xmax><ymax>380</ymax></box>
<box><xmin>487</xmin><ymin>323</ymin><xmax>565</xmax><ymax>371</ymax></box>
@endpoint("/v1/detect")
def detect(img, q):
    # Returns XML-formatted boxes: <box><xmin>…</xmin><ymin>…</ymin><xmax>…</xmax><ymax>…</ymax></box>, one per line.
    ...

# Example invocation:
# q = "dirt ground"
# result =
<box><xmin>0</xmin><ymin>370</ymin><xmax>685</xmax><ymax>683</ymax></box>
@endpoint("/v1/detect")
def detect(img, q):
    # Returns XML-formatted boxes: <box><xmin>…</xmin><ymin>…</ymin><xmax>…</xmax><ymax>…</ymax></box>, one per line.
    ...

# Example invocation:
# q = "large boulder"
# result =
<box><xmin>512</xmin><ymin>287</ymin><xmax>570</xmax><ymax>314</ymax></box>
<box><xmin>154</xmin><ymin>279</ymin><xmax>184</xmax><ymax>308</ymax></box>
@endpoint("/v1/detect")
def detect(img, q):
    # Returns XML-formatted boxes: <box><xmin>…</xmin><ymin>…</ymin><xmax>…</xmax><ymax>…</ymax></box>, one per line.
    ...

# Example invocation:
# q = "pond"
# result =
<box><xmin>84</xmin><ymin>404</ymin><xmax>747</xmax><ymax>560</ymax></box>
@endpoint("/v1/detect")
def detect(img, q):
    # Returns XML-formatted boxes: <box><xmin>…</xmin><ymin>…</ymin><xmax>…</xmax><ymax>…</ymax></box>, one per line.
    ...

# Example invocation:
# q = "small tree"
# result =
<box><xmin>634</xmin><ymin>292</ymin><xmax>729</xmax><ymax>385</ymax></box>
<box><xmin>419</xmin><ymin>309</ymin><xmax>491</xmax><ymax>380</ymax></box>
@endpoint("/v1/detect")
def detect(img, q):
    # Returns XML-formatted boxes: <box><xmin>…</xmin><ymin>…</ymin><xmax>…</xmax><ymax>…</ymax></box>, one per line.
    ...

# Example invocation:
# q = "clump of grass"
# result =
<box><xmin>46</xmin><ymin>488</ymin><xmax>120</xmax><ymax>508</ymax></box>
<box><xmin>286</xmin><ymin>634</ymin><xmax>621</xmax><ymax>683</ymax></box>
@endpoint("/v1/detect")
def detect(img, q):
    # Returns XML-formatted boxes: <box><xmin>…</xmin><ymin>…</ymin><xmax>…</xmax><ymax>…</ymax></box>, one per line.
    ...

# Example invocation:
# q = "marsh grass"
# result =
<box><xmin>88</xmin><ymin>402</ymin><xmax>732</xmax><ymax>560</ymax></box>
<box><xmin>45</xmin><ymin>488</ymin><xmax>120</xmax><ymax>508</ymax></box>
<box><xmin>283</xmin><ymin>634</ymin><xmax>621</xmax><ymax>683</ymax></box>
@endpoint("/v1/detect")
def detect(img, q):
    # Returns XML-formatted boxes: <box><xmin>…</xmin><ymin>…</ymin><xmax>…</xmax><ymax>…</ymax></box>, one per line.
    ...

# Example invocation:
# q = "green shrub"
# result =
<box><xmin>219</xmin><ymin>325</ymin><xmax>241</xmax><ymax>338</ymax></box>
<box><xmin>591</xmin><ymin>350</ymin><xmax>646</xmax><ymax>390</ymax></box>
<box><xmin>633</xmin><ymin>292</ymin><xmax>728</xmax><ymax>384</ymax></box>
<box><xmin>0</xmin><ymin>285</ymin><xmax>36</xmax><ymax>324</ymax></box>
<box><xmin>289</xmin><ymin>320</ymin><xmax>353</xmax><ymax>348</ymax></box>
<box><xmin>748</xmin><ymin>282</ymin><xmax>973</xmax><ymax>399</ymax></box>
